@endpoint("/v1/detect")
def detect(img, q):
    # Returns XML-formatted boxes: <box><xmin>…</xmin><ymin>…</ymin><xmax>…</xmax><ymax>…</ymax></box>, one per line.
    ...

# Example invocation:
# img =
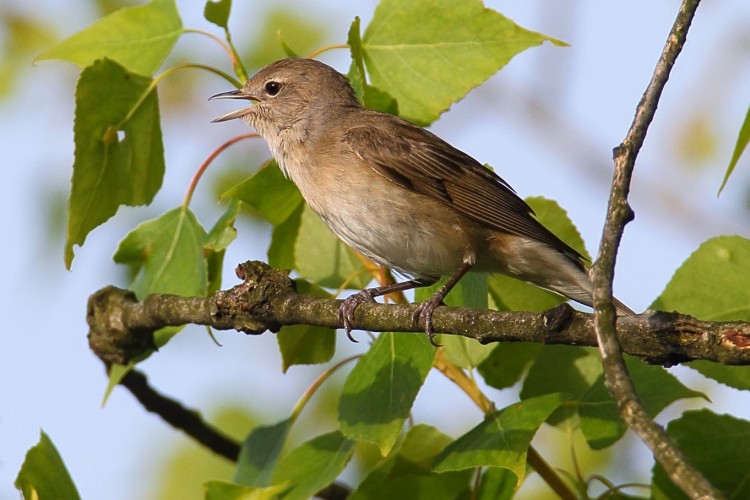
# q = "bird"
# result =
<box><xmin>210</xmin><ymin>57</ymin><xmax>633</xmax><ymax>345</ymax></box>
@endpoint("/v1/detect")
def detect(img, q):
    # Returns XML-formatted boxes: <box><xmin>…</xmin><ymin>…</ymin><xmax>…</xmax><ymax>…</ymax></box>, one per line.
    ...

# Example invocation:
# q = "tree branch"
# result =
<box><xmin>110</xmin><ymin>350</ymin><xmax>352</xmax><ymax>500</ymax></box>
<box><xmin>87</xmin><ymin>261</ymin><xmax>750</xmax><ymax>368</ymax></box>
<box><xmin>118</xmin><ymin>368</ymin><xmax>240</xmax><ymax>461</ymax></box>
<box><xmin>589</xmin><ymin>0</ymin><xmax>723</xmax><ymax>498</ymax></box>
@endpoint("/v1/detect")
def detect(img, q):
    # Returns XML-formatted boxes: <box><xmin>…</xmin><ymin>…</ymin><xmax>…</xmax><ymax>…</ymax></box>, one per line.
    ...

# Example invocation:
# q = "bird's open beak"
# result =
<box><xmin>209</xmin><ymin>90</ymin><xmax>257</xmax><ymax>123</ymax></box>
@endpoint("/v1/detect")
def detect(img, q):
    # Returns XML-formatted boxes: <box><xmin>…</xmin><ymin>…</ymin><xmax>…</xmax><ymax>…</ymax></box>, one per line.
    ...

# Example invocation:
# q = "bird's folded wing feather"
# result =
<box><xmin>343</xmin><ymin>118</ymin><xmax>585</xmax><ymax>263</ymax></box>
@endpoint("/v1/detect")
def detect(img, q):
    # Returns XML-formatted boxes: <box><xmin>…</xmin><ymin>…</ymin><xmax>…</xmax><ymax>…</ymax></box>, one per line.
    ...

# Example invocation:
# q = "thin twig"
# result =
<box><xmin>590</xmin><ymin>0</ymin><xmax>723</xmax><ymax>498</ymax></box>
<box><xmin>119</xmin><ymin>369</ymin><xmax>240</xmax><ymax>460</ymax></box>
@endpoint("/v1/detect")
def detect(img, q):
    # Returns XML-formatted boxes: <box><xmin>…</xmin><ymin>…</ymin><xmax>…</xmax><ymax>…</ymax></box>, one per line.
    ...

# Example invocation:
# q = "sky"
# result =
<box><xmin>2</xmin><ymin>0</ymin><xmax>750</xmax><ymax>499</ymax></box>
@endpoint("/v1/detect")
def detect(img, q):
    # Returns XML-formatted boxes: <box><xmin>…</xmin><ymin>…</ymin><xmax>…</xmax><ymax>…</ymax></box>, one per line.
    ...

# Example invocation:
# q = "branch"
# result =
<box><xmin>118</xmin><ymin>368</ymin><xmax>240</xmax><ymax>461</ymax></box>
<box><xmin>110</xmin><ymin>351</ymin><xmax>353</xmax><ymax>500</ymax></box>
<box><xmin>589</xmin><ymin>0</ymin><xmax>723</xmax><ymax>498</ymax></box>
<box><xmin>87</xmin><ymin>261</ymin><xmax>750</xmax><ymax>367</ymax></box>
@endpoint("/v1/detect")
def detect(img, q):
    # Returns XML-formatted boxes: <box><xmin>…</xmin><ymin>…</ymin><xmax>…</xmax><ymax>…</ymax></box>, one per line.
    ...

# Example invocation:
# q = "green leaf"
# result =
<box><xmin>114</xmin><ymin>207</ymin><xmax>208</xmax><ymax>300</ymax></box>
<box><xmin>271</xmin><ymin>431</ymin><xmax>355</xmax><ymax>500</ymax></box>
<box><xmin>205</xmin><ymin>200</ymin><xmax>240</xmax><ymax>294</ymax></box>
<box><xmin>113</xmin><ymin>207</ymin><xmax>207</xmax><ymax>349</ymax></box>
<box><xmin>204</xmin><ymin>480</ymin><xmax>290</xmax><ymax>500</ymax></box>
<box><xmin>277</xmin><ymin>278</ymin><xmax>335</xmax><ymax>371</ymax></box>
<box><xmin>15</xmin><ymin>431</ymin><xmax>80</xmax><ymax>500</ymax></box>
<box><xmin>475</xmin><ymin>467</ymin><xmax>518</xmax><ymax>500</ymax></box>
<box><xmin>348</xmin><ymin>18</ymin><xmax>399</xmax><ymax>116</ymax></box>
<box><xmin>204</xmin><ymin>0</ymin><xmax>232</xmax><ymax>29</ymax></box>
<box><xmin>268</xmin><ymin>204</ymin><xmax>302</xmax><ymax>270</ymax></box>
<box><xmin>234</xmin><ymin>419</ymin><xmax>293</xmax><ymax>487</ymax></box>
<box><xmin>102</xmin><ymin>361</ymin><xmax>137</xmax><ymax>406</ymax></box>
<box><xmin>361</xmin><ymin>0</ymin><xmax>566</xmax><ymax>125</ymax></box>
<box><xmin>433</xmin><ymin>393</ymin><xmax>563</xmax><ymax>484</ymax></box>
<box><xmin>347</xmin><ymin>17</ymin><xmax>366</xmax><ymax>102</ymax></box>
<box><xmin>206</xmin><ymin>200</ymin><xmax>240</xmax><ymax>254</ymax></box>
<box><xmin>578</xmin><ymin>357</ymin><xmax>705</xmax><ymax>449</ymax></box>
<box><xmin>66</xmin><ymin>58</ymin><xmax>165</xmax><ymax>267</ymax></box>
<box><xmin>719</xmin><ymin>103</ymin><xmax>750</xmax><ymax>194</ymax></box>
<box><xmin>350</xmin><ymin>424</ymin><xmax>472</xmax><ymax>500</ymax></box>
<box><xmin>526</xmin><ymin>196</ymin><xmax>590</xmax><ymax>260</ymax></box>
<box><xmin>652</xmin><ymin>410</ymin><xmax>750</xmax><ymax>499</ymax></box>
<box><xmin>295</xmin><ymin>204</ymin><xmax>370</xmax><ymax>290</ymax></box>
<box><xmin>223</xmin><ymin>162</ymin><xmax>303</xmax><ymax>226</ymax></box>
<box><xmin>277</xmin><ymin>32</ymin><xmax>299</xmax><ymax>58</ymax></box>
<box><xmin>478</xmin><ymin>342</ymin><xmax>542</xmax><ymax>390</ymax></box>
<box><xmin>652</xmin><ymin>235</ymin><xmax>750</xmax><ymax>321</ymax></box>
<box><xmin>652</xmin><ymin>236</ymin><xmax>750</xmax><ymax>390</ymax></box>
<box><xmin>277</xmin><ymin>325</ymin><xmax>335</xmax><ymax>371</ymax></box>
<box><xmin>488</xmin><ymin>274</ymin><xmax>564</xmax><ymax>312</ymax></box>
<box><xmin>339</xmin><ymin>332</ymin><xmax>435</xmax><ymax>455</ymax></box>
<box><xmin>520</xmin><ymin>345</ymin><xmax>601</xmax><ymax>425</ymax></box>
<box><xmin>36</xmin><ymin>0</ymin><xmax>182</xmax><ymax>75</ymax></box>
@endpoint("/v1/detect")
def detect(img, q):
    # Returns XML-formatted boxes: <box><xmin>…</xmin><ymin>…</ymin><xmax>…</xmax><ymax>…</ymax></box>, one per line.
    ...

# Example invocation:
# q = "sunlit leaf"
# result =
<box><xmin>719</xmin><ymin>103</ymin><xmax>750</xmax><ymax>194</ymax></box>
<box><xmin>15</xmin><ymin>431</ymin><xmax>80</xmax><ymax>500</ymax></box>
<box><xmin>223</xmin><ymin>161</ymin><xmax>303</xmax><ymax>226</ymax></box>
<box><xmin>36</xmin><ymin>0</ymin><xmax>181</xmax><ymax>75</ymax></box>
<box><xmin>433</xmin><ymin>393</ymin><xmax>563</xmax><ymax>484</ymax></box>
<box><xmin>113</xmin><ymin>206</ymin><xmax>208</xmax><ymax>301</ymax></box>
<box><xmin>361</xmin><ymin>0</ymin><xmax>566</xmax><ymax>125</ymax></box>
<box><xmin>652</xmin><ymin>235</ymin><xmax>750</xmax><ymax>321</ymax></box>
<box><xmin>66</xmin><ymin>58</ymin><xmax>164</xmax><ymax>267</ymax></box>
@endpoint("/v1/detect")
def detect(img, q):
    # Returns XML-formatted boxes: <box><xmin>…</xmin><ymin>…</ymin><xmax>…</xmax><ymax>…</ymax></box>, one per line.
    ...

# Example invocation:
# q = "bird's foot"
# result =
<box><xmin>338</xmin><ymin>290</ymin><xmax>377</xmax><ymax>342</ymax></box>
<box><xmin>412</xmin><ymin>296</ymin><xmax>445</xmax><ymax>347</ymax></box>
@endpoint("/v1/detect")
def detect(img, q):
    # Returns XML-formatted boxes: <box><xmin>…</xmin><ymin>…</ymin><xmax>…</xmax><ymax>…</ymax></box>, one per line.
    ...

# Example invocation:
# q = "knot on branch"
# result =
<box><xmin>87</xmin><ymin>286</ymin><xmax>156</xmax><ymax>365</ymax></box>
<box><xmin>212</xmin><ymin>261</ymin><xmax>296</xmax><ymax>334</ymax></box>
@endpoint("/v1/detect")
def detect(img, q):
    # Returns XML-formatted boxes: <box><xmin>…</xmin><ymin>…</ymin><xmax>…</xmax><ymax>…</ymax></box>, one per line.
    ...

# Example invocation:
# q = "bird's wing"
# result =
<box><xmin>343</xmin><ymin>116</ymin><xmax>585</xmax><ymax>263</ymax></box>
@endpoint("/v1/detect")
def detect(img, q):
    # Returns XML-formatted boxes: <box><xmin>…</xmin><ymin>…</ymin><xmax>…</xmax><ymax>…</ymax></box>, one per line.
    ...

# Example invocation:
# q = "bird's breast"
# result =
<box><xmin>289</xmin><ymin>155</ymin><xmax>478</xmax><ymax>279</ymax></box>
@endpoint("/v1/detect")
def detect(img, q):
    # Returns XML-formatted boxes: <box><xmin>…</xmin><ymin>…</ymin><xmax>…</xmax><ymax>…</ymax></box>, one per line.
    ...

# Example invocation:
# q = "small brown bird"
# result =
<box><xmin>211</xmin><ymin>58</ymin><xmax>632</xmax><ymax>344</ymax></box>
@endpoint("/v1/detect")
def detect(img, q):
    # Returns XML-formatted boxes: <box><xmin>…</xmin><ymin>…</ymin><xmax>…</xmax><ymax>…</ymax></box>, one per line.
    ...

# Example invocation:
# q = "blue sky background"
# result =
<box><xmin>2</xmin><ymin>1</ymin><xmax>749</xmax><ymax>498</ymax></box>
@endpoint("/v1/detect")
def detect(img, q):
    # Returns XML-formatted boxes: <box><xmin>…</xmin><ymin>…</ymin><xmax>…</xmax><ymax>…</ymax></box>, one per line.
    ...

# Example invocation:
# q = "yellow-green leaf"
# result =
<box><xmin>36</xmin><ymin>0</ymin><xmax>181</xmax><ymax>75</ymax></box>
<box><xmin>361</xmin><ymin>0</ymin><xmax>566</xmax><ymax>125</ymax></box>
<box><xmin>15</xmin><ymin>431</ymin><xmax>80</xmax><ymax>500</ymax></box>
<box><xmin>719</xmin><ymin>103</ymin><xmax>750</xmax><ymax>194</ymax></box>
<box><xmin>113</xmin><ymin>207</ymin><xmax>208</xmax><ymax>301</ymax></box>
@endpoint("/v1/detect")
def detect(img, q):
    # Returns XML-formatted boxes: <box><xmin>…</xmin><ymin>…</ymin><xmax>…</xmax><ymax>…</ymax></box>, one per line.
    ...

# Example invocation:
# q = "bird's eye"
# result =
<box><xmin>265</xmin><ymin>81</ymin><xmax>281</xmax><ymax>96</ymax></box>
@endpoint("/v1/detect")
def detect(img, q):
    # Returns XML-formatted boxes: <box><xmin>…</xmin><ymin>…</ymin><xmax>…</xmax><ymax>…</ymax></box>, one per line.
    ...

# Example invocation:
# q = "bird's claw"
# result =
<box><xmin>412</xmin><ymin>298</ymin><xmax>444</xmax><ymax>347</ymax></box>
<box><xmin>338</xmin><ymin>290</ymin><xmax>376</xmax><ymax>342</ymax></box>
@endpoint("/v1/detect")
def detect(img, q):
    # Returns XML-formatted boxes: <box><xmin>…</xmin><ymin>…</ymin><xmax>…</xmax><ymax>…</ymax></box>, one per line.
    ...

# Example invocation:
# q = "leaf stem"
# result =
<box><xmin>183</xmin><ymin>28</ymin><xmax>247</xmax><ymax>82</ymax></box>
<box><xmin>290</xmin><ymin>355</ymin><xmax>361</xmax><ymax>423</ymax></box>
<box><xmin>307</xmin><ymin>43</ymin><xmax>350</xmax><ymax>60</ymax></box>
<box><xmin>182</xmin><ymin>133</ymin><xmax>259</xmax><ymax>208</ymax></box>
<box><xmin>114</xmin><ymin>63</ymin><xmax>241</xmax><ymax>139</ymax></box>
